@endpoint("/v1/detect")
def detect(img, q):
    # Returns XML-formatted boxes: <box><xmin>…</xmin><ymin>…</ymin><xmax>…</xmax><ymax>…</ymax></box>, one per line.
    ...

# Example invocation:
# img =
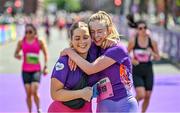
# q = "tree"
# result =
<box><xmin>65</xmin><ymin>0</ymin><xmax>81</xmax><ymax>12</ymax></box>
<box><xmin>44</xmin><ymin>0</ymin><xmax>81</xmax><ymax>12</ymax></box>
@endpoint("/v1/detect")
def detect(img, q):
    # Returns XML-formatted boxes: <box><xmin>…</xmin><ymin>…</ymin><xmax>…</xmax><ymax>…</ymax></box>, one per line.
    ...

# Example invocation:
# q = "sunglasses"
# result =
<box><xmin>138</xmin><ymin>26</ymin><xmax>147</xmax><ymax>30</ymax></box>
<box><xmin>25</xmin><ymin>30</ymin><xmax>33</xmax><ymax>34</ymax></box>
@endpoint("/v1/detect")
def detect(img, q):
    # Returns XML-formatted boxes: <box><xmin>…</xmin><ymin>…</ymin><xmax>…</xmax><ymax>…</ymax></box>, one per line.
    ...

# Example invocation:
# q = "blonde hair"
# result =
<box><xmin>88</xmin><ymin>11</ymin><xmax>120</xmax><ymax>40</ymax></box>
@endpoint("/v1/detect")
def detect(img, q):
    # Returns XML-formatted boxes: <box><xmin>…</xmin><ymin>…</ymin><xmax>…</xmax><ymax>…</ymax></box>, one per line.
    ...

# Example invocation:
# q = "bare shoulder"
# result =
<box><xmin>18</xmin><ymin>39</ymin><xmax>23</xmax><ymax>43</ymax></box>
<box><xmin>17</xmin><ymin>39</ymin><xmax>23</xmax><ymax>46</ymax></box>
<box><xmin>38</xmin><ymin>39</ymin><xmax>43</xmax><ymax>44</ymax></box>
<box><xmin>128</xmin><ymin>37</ymin><xmax>135</xmax><ymax>50</ymax></box>
<box><xmin>129</xmin><ymin>36</ymin><xmax>135</xmax><ymax>42</ymax></box>
<box><xmin>38</xmin><ymin>39</ymin><xmax>46</xmax><ymax>46</ymax></box>
<box><xmin>150</xmin><ymin>38</ymin><xmax>157</xmax><ymax>45</ymax></box>
<box><xmin>38</xmin><ymin>38</ymin><xmax>47</xmax><ymax>50</ymax></box>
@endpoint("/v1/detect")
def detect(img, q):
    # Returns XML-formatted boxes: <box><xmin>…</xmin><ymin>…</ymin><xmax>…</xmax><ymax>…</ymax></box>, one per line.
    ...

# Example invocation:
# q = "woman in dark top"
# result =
<box><xmin>128</xmin><ymin>20</ymin><xmax>160</xmax><ymax>113</ymax></box>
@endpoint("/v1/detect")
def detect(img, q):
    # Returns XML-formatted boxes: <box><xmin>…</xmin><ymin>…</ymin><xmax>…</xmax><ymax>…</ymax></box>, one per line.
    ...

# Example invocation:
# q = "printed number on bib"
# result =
<box><xmin>97</xmin><ymin>77</ymin><xmax>114</xmax><ymax>101</ymax></box>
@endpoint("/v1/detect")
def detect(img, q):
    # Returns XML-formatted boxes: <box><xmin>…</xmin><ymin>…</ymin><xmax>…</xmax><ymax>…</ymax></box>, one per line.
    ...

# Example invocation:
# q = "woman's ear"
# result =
<box><xmin>69</xmin><ymin>42</ymin><xmax>73</xmax><ymax>48</ymax></box>
<box><xmin>107</xmin><ymin>26</ymin><xmax>112</xmax><ymax>35</ymax></box>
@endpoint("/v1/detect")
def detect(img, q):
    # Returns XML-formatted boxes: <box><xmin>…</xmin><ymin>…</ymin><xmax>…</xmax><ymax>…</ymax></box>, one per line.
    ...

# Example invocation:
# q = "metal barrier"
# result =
<box><xmin>118</xmin><ymin>24</ymin><xmax>180</xmax><ymax>62</ymax></box>
<box><xmin>150</xmin><ymin>26</ymin><xmax>180</xmax><ymax>62</ymax></box>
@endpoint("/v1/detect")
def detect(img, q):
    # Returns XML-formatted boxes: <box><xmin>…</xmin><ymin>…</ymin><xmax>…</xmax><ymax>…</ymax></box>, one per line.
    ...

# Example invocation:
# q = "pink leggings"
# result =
<box><xmin>48</xmin><ymin>101</ymin><xmax>91</xmax><ymax>112</ymax></box>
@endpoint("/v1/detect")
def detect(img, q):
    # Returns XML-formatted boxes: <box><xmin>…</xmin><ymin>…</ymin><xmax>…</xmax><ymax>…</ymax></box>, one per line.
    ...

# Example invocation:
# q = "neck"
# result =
<box><xmin>26</xmin><ymin>36</ymin><xmax>35</xmax><ymax>40</ymax></box>
<box><xmin>139</xmin><ymin>34</ymin><xmax>147</xmax><ymax>39</ymax></box>
<box><xmin>79</xmin><ymin>53</ymin><xmax>88</xmax><ymax>59</ymax></box>
<box><xmin>25</xmin><ymin>36</ymin><xmax>36</xmax><ymax>44</ymax></box>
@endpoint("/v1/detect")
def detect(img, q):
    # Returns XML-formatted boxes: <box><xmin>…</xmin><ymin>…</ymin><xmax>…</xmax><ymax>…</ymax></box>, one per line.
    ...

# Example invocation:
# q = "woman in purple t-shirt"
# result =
<box><xmin>61</xmin><ymin>11</ymin><xmax>138</xmax><ymax>113</ymax></box>
<box><xmin>48</xmin><ymin>21</ymin><xmax>94</xmax><ymax>112</ymax></box>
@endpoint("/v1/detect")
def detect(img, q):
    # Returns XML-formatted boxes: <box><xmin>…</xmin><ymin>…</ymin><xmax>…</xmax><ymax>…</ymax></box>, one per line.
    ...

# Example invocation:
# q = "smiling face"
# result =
<box><xmin>71</xmin><ymin>27</ymin><xmax>91</xmax><ymax>54</ymax></box>
<box><xmin>89</xmin><ymin>20</ymin><xmax>109</xmax><ymax>47</ymax></box>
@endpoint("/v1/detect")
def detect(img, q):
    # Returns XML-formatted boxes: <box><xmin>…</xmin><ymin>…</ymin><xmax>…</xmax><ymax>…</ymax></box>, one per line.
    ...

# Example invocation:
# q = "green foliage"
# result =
<box><xmin>66</xmin><ymin>0</ymin><xmax>81</xmax><ymax>12</ymax></box>
<box><xmin>176</xmin><ymin>0</ymin><xmax>180</xmax><ymax>6</ymax></box>
<box><xmin>44</xmin><ymin>0</ymin><xmax>81</xmax><ymax>12</ymax></box>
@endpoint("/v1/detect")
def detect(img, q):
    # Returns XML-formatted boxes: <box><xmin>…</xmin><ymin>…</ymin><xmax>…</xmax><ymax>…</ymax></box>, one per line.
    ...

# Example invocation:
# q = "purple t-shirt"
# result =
<box><xmin>90</xmin><ymin>44</ymin><xmax>132</xmax><ymax>101</ymax></box>
<box><xmin>87</xmin><ymin>43</ymin><xmax>101</xmax><ymax>86</ymax></box>
<box><xmin>98</xmin><ymin>44</ymin><xmax>133</xmax><ymax>101</ymax></box>
<box><xmin>51</xmin><ymin>43</ymin><xmax>99</xmax><ymax>89</ymax></box>
<box><xmin>51</xmin><ymin>56</ymin><xmax>85</xmax><ymax>89</ymax></box>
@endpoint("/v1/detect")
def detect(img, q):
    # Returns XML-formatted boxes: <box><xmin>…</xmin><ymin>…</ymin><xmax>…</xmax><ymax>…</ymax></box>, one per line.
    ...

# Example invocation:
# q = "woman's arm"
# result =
<box><xmin>51</xmin><ymin>78</ymin><xmax>92</xmax><ymax>102</ymax></box>
<box><xmin>127</xmin><ymin>37</ymin><xmax>135</xmax><ymax>53</ymax></box>
<box><xmin>67</xmin><ymin>39</ymin><xmax>118</xmax><ymax>71</ymax></box>
<box><xmin>14</xmin><ymin>40</ymin><xmax>22</xmax><ymax>60</ymax></box>
<box><xmin>62</xmin><ymin>48</ymin><xmax>116</xmax><ymax>75</ymax></box>
<box><xmin>150</xmin><ymin>39</ymin><xmax>161</xmax><ymax>61</ymax></box>
<box><xmin>39</xmin><ymin>40</ymin><xmax>48</xmax><ymax>66</ymax></box>
<box><xmin>127</xmin><ymin>37</ymin><xmax>139</xmax><ymax>65</ymax></box>
<box><xmin>39</xmin><ymin>40</ymin><xmax>49</xmax><ymax>75</ymax></box>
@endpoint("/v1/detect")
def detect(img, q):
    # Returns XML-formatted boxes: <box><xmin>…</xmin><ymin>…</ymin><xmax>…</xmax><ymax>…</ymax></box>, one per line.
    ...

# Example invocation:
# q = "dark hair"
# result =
<box><xmin>25</xmin><ymin>23</ymin><xmax>37</xmax><ymax>35</ymax></box>
<box><xmin>69</xmin><ymin>21</ymin><xmax>88</xmax><ymax>40</ymax></box>
<box><xmin>126</xmin><ymin>14</ymin><xmax>137</xmax><ymax>28</ymax></box>
<box><xmin>126</xmin><ymin>14</ymin><xmax>148</xmax><ymax>29</ymax></box>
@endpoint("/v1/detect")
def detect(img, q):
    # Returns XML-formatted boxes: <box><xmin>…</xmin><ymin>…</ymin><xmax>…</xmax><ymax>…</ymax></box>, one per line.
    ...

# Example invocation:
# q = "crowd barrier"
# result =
<box><xmin>150</xmin><ymin>26</ymin><xmax>180</xmax><ymax>62</ymax></box>
<box><xmin>118</xmin><ymin>24</ymin><xmax>180</xmax><ymax>62</ymax></box>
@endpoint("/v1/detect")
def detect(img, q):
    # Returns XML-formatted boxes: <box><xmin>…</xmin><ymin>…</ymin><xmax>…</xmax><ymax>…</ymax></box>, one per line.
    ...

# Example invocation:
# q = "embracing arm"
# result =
<box><xmin>51</xmin><ymin>78</ymin><xmax>91</xmax><ymax>102</ymax></box>
<box><xmin>65</xmin><ymin>50</ymin><xmax>116</xmax><ymax>75</ymax></box>
<box><xmin>65</xmin><ymin>39</ymin><xmax>118</xmax><ymax>71</ymax></box>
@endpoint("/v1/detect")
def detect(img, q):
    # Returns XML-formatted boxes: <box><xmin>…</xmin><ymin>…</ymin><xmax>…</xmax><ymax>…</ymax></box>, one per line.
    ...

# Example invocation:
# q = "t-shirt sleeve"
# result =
<box><xmin>51</xmin><ymin>56</ymin><xmax>69</xmax><ymax>85</ymax></box>
<box><xmin>103</xmin><ymin>45</ymin><xmax>129</xmax><ymax>64</ymax></box>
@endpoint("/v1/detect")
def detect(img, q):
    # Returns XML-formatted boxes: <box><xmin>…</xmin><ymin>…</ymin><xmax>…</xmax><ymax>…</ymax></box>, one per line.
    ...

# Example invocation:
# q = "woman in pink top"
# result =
<box><xmin>14</xmin><ymin>23</ymin><xmax>48</xmax><ymax>113</ymax></box>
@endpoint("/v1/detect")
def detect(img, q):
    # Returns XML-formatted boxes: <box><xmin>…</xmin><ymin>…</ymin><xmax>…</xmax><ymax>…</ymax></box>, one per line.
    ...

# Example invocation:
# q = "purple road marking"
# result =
<box><xmin>0</xmin><ymin>74</ymin><xmax>180</xmax><ymax>112</ymax></box>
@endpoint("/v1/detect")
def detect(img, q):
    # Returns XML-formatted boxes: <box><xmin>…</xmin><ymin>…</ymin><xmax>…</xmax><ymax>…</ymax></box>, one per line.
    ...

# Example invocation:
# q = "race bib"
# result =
<box><xmin>26</xmin><ymin>53</ymin><xmax>39</xmax><ymax>64</ymax></box>
<box><xmin>134</xmin><ymin>49</ymin><xmax>150</xmax><ymax>62</ymax></box>
<box><xmin>97</xmin><ymin>77</ymin><xmax>114</xmax><ymax>101</ymax></box>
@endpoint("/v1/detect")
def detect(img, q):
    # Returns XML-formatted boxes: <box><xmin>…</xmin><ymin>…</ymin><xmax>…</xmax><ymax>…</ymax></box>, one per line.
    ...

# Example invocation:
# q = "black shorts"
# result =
<box><xmin>22</xmin><ymin>71</ymin><xmax>41</xmax><ymax>84</ymax></box>
<box><xmin>132</xmin><ymin>63</ymin><xmax>154</xmax><ymax>91</ymax></box>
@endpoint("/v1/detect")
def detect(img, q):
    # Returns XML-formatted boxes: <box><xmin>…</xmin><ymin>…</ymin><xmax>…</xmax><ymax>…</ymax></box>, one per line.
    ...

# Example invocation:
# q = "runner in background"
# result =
<box><xmin>58</xmin><ymin>18</ymin><xmax>66</xmax><ymax>31</ymax></box>
<box><xmin>14</xmin><ymin>23</ymin><xmax>48</xmax><ymax>113</ymax></box>
<box><xmin>127</xmin><ymin>20</ymin><xmax>160</xmax><ymax>113</ymax></box>
<box><xmin>44</xmin><ymin>17</ymin><xmax>50</xmax><ymax>44</ymax></box>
